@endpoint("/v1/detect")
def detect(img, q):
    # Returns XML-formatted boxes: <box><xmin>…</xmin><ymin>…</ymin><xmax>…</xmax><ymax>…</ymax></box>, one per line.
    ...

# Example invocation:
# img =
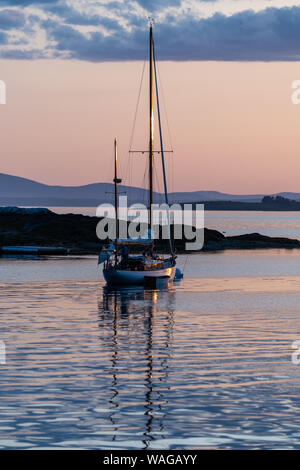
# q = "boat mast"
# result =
<box><xmin>149</xmin><ymin>22</ymin><xmax>154</xmax><ymax>235</ymax></box>
<box><xmin>114</xmin><ymin>138</ymin><xmax>118</xmax><ymax>241</ymax></box>
<box><xmin>113</xmin><ymin>138</ymin><xmax>121</xmax><ymax>264</ymax></box>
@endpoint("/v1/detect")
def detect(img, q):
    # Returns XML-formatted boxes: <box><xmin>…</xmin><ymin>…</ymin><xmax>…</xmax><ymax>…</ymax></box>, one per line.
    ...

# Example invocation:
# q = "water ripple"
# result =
<box><xmin>0</xmin><ymin>263</ymin><xmax>300</xmax><ymax>448</ymax></box>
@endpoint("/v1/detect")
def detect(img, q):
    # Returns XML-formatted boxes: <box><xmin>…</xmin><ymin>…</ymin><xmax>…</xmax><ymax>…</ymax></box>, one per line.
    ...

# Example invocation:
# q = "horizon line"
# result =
<box><xmin>1</xmin><ymin>172</ymin><xmax>299</xmax><ymax>197</ymax></box>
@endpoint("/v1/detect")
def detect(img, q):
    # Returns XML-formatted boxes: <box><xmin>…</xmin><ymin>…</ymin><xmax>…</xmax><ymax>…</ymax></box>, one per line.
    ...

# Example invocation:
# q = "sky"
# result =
<box><xmin>1</xmin><ymin>0</ymin><xmax>300</xmax><ymax>193</ymax></box>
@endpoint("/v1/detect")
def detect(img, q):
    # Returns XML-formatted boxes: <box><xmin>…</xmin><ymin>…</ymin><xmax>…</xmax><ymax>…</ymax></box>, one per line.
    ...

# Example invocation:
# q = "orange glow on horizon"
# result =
<box><xmin>1</xmin><ymin>59</ymin><xmax>300</xmax><ymax>194</ymax></box>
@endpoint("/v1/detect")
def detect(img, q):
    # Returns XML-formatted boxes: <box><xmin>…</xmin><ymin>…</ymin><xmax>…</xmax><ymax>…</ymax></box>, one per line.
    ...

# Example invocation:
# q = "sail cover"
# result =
<box><xmin>98</xmin><ymin>243</ymin><xmax>114</xmax><ymax>264</ymax></box>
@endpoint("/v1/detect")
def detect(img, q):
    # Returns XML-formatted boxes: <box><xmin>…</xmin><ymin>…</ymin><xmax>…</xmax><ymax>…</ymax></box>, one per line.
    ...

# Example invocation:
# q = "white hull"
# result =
<box><xmin>103</xmin><ymin>266</ymin><xmax>176</xmax><ymax>286</ymax></box>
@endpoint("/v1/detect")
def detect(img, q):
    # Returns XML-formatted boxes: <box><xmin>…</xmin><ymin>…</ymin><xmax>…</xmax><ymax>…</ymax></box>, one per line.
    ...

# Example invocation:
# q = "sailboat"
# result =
<box><xmin>99</xmin><ymin>23</ymin><xmax>177</xmax><ymax>287</ymax></box>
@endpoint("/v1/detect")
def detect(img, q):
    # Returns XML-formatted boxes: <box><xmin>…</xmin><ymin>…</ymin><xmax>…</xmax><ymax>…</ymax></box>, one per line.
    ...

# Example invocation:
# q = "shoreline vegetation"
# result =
<box><xmin>2</xmin><ymin>196</ymin><xmax>300</xmax><ymax>211</ymax></box>
<box><xmin>3</xmin><ymin>200</ymin><xmax>300</xmax><ymax>212</ymax></box>
<box><xmin>187</xmin><ymin>196</ymin><xmax>300</xmax><ymax>211</ymax></box>
<box><xmin>0</xmin><ymin>207</ymin><xmax>300</xmax><ymax>255</ymax></box>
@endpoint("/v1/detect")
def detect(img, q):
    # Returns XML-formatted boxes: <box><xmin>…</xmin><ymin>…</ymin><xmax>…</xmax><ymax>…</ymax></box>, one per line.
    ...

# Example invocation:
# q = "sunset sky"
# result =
<box><xmin>1</xmin><ymin>0</ymin><xmax>300</xmax><ymax>193</ymax></box>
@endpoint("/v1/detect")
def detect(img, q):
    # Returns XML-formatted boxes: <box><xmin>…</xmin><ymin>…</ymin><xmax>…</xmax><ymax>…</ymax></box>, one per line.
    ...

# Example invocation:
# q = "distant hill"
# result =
<box><xmin>0</xmin><ymin>173</ymin><xmax>153</xmax><ymax>206</ymax></box>
<box><xmin>0</xmin><ymin>173</ymin><xmax>300</xmax><ymax>207</ymax></box>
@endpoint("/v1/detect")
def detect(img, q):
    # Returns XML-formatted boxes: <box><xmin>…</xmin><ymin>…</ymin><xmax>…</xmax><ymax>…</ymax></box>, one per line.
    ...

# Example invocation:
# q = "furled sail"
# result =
<box><xmin>98</xmin><ymin>243</ymin><xmax>114</xmax><ymax>264</ymax></box>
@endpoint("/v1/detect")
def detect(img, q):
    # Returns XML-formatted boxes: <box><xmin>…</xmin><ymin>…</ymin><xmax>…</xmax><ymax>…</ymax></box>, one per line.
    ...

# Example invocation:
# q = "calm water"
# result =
<box><xmin>1</xmin><ymin>250</ymin><xmax>300</xmax><ymax>449</ymax></box>
<box><xmin>38</xmin><ymin>207</ymin><xmax>300</xmax><ymax>240</ymax></box>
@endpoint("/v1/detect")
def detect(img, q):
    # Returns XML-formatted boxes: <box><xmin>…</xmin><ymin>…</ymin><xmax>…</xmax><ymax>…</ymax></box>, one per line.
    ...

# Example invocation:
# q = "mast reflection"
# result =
<box><xmin>98</xmin><ymin>286</ymin><xmax>175</xmax><ymax>448</ymax></box>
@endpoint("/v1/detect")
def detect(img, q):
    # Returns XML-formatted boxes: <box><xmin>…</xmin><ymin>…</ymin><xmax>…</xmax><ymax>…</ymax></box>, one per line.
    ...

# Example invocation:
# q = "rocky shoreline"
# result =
<box><xmin>0</xmin><ymin>207</ymin><xmax>299</xmax><ymax>255</ymax></box>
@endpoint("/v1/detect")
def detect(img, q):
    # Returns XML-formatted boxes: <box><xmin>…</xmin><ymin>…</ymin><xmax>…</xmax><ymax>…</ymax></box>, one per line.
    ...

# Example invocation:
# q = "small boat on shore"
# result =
<box><xmin>0</xmin><ymin>246</ymin><xmax>68</xmax><ymax>255</ymax></box>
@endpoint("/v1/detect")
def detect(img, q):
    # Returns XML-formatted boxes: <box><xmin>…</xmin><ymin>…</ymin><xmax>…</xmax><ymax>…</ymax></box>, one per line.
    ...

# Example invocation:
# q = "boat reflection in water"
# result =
<box><xmin>98</xmin><ymin>286</ymin><xmax>175</xmax><ymax>448</ymax></box>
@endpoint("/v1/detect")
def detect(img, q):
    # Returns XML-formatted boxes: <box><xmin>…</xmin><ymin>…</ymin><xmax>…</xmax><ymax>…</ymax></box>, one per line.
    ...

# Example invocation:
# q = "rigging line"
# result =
<box><xmin>124</xmin><ymin>151</ymin><xmax>132</xmax><ymax>204</ymax></box>
<box><xmin>153</xmin><ymin>162</ymin><xmax>162</xmax><ymax>202</ymax></box>
<box><xmin>144</xmin><ymin>176</ymin><xmax>147</xmax><ymax>206</ymax></box>
<box><xmin>124</xmin><ymin>58</ymin><xmax>146</xmax><ymax>200</ymax></box>
<box><xmin>125</xmin><ymin>56</ymin><xmax>146</xmax><ymax>205</ymax></box>
<box><xmin>153</xmin><ymin>39</ymin><xmax>173</xmax><ymax>256</ymax></box>
<box><xmin>152</xmin><ymin>151</ymin><xmax>159</xmax><ymax>193</ymax></box>
<box><xmin>182</xmin><ymin>253</ymin><xmax>189</xmax><ymax>274</ymax></box>
<box><xmin>123</xmin><ymin>150</ymin><xmax>130</xmax><ymax>186</ymax></box>
<box><xmin>155</xmin><ymin>51</ymin><xmax>174</xmax><ymax>152</ymax></box>
<box><xmin>155</xmin><ymin>43</ymin><xmax>175</xmax><ymax>199</ymax></box>
<box><xmin>170</xmin><ymin>151</ymin><xmax>175</xmax><ymax>197</ymax></box>
<box><xmin>129</xmin><ymin>56</ymin><xmax>147</xmax><ymax>151</ymax></box>
<box><xmin>141</xmin><ymin>163</ymin><xmax>148</xmax><ymax>206</ymax></box>
<box><xmin>155</xmin><ymin>58</ymin><xmax>175</xmax><ymax>199</ymax></box>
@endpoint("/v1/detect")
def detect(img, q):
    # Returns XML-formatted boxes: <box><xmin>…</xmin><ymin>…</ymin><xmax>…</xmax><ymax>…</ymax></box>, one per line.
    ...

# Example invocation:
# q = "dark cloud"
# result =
<box><xmin>134</xmin><ymin>0</ymin><xmax>217</xmax><ymax>9</ymax></box>
<box><xmin>0</xmin><ymin>48</ymin><xmax>45</xmax><ymax>58</ymax></box>
<box><xmin>0</xmin><ymin>31</ymin><xmax>8</xmax><ymax>44</ymax></box>
<box><xmin>42</xmin><ymin>6</ymin><xmax>300</xmax><ymax>62</ymax></box>
<box><xmin>2</xmin><ymin>3</ymin><xmax>300</xmax><ymax>61</ymax></box>
<box><xmin>1</xmin><ymin>0</ymin><xmax>209</xmax><ymax>11</ymax></box>
<box><xmin>134</xmin><ymin>0</ymin><xmax>182</xmax><ymax>11</ymax></box>
<box><xmin>0</xmin><ymin>9</ymin><xmax>26</xmax><ymax>30</ymax></box>
<box><xmin>43</xmin><ymin>4</ymin><xmax>121</xmax><ymax>29</ymax></box>
<box><xmin>1</xmin><ymin>1</ymin><xmax>59</xmax><ymax>5</ymax></box>
<box><xmin>45</xmin><ymin>21</ymin><xmax>145</xmax><ymax>61</ymax></box>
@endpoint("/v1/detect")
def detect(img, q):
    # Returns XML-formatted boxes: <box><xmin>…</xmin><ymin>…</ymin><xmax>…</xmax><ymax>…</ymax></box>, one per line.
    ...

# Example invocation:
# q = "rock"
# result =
<box><xmin>0</xmin><ymin>207</ymin><xmax>299</xmax><ymax>254</ymax></box>
<box><xmin>225</xmin><ymin>232</ymin><xmax>300</xmax><ymax>249</ymax></box>
<box><xmin>0</xmin><ymin>207</ymin><xmax>51</xmax><ymax>215</ymax></box>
